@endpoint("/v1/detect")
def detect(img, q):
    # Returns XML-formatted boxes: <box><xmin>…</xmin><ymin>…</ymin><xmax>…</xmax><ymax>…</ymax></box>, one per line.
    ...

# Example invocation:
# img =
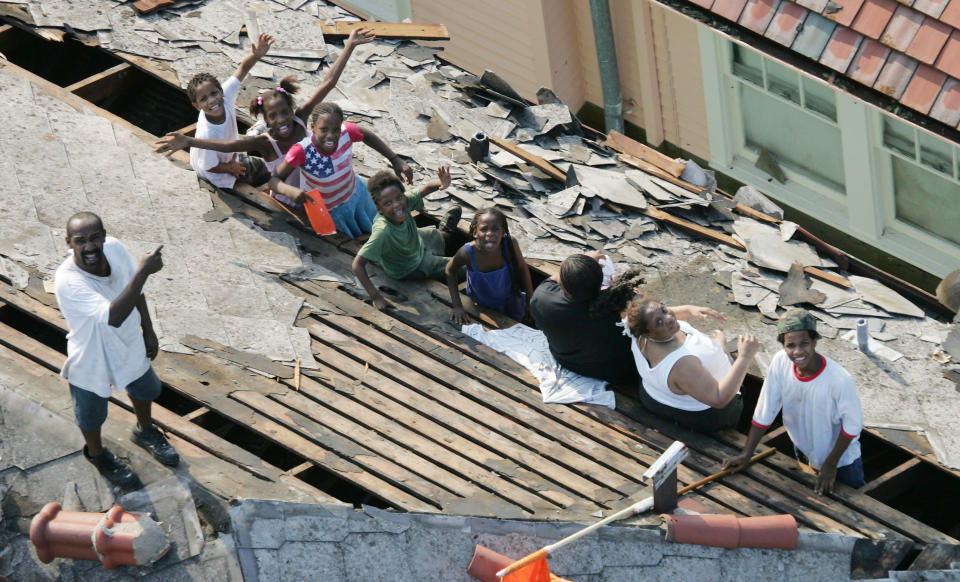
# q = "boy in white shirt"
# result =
<box><xmin>724</xmin><ymin>309</ymin><xmax>865</xmax><ymax>494</ymax></box>
<box><xmin>186</xmin><ymin>33</ymin><xmax>273</xmax><ymax>190</ymax></box>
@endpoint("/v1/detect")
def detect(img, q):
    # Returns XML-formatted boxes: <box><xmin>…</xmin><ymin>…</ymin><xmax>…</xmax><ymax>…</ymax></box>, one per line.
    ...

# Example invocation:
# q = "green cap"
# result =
<box><xmin>777</xmin><ymin>309</ymin><xmax>817</xmax><ymax>336</ymax></box>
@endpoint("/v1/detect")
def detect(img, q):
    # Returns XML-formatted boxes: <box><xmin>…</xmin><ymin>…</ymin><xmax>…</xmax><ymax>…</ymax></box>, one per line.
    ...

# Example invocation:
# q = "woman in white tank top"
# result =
<box><xmin>624</xmin><ymin>297</ymin><xmax>760</xmax><ymax>432</ymax></box>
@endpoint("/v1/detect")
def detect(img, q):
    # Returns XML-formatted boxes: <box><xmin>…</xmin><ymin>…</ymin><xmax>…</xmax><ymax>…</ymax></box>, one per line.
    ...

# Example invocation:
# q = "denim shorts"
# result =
<box><xmin>70</xmin><ymin>367</ymin><xmax>162</xmax><ymax>431</ymax></box>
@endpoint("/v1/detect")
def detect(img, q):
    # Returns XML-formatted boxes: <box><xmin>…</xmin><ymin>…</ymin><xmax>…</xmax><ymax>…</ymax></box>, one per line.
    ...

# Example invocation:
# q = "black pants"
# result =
<box><xmin>638</xmin><ymin>388</ymin><xmax>743</xmax><ymax>433</ymax></box>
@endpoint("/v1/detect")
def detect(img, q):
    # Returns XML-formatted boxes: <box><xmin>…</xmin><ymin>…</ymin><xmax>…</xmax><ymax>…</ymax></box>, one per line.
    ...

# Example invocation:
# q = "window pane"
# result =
<box><xmin>731</xmin><ymin>44</ymin><xmax>762</xmax><ymax>86</ymax></box>
<box><xmin>882</xmin><ymin>115</ymin><xmax>915</xmax><ymax>158</ymax></box>
<box><xmin>740</xmin><ymin>84</ymin><xmax>845</xmax><ymax>191</ymax></box>
<box><xmin>802</xmin><ymin>76</ymin><xmax>837</xmax><ymax>121</ymax></box>
<box><xmin>892</xmin><ymin>156</ymin><xmax>960</xmax><ymax>245</ymax></box>
<box><xmin>917</xmin><ymin>130</ymin><xmax>954</xmax><ymax>177</ymax></box>
<box><xmin>764</xmin><ymin>59</ymin><xmax>800</xmax><ymax>105</ymax></box>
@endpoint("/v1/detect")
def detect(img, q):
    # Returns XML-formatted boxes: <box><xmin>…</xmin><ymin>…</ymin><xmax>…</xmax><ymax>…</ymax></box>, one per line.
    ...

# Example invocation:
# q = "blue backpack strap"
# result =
<box><xmin>464</xmin><ymin>242</ymin><xmax>479</xmax><ymax>271</ymax></box>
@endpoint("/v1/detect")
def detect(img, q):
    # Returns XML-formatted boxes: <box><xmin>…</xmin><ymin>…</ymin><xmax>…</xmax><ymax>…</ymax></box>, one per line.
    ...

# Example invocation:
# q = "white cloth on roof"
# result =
<box><xmin>461</xmin><ymin>323</ymin><xmax>616</xmax><ymax>409</ymax></box>
<box><xmin>628</xmin><ymin>320</ymin><xmax>732</xmax><ymax>412</ymax></box>
<box><xmin>753</xmin><ymin>350</ymin><xmax>863</xmax><ymax>470</ymax></box>
<box><xmin>53</xmin><ymin>237</ymin><xmax>149</xmax><ymax>398</ymax></box>
<box><xmin>190</xmin><ymin>75</ymin><xmax>240</xmax><ymax>189</ymax></box>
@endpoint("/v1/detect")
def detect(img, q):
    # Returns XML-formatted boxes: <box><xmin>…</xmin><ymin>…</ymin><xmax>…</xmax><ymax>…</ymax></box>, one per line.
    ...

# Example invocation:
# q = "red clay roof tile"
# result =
<box><xmin>740</xmin><ymin>0</ymin><xmax>782</xmax><ymax>33</ymax></box>
<box><xmin>905</xmin><ymin>17</ymin><xmax>952</xmax><ymax>63</ymax></box>
<box><xmin>689</xmin><ymin>0</ymin><xmax>717</xmax><ymax>10</ymax></box>
<box><xmin>766</xmin><ymin>2</ymin><xmax>810</xmax><ymax>45</ymax></box>
<box><xmin>939</xmin><ymin>0</ymin><xmax>960</xmax><ymax>27</ymax></box>
<box><xmin>900</xmin><ymin>64</ymin><xmax>948</xmax><ymax>112</ymax></box>
<box><xmin>929</xmin><ymin>78</ymin><xmax>960</xmax><ymax>125</ymax></box>
<box><xmin>880</xmin><ymin>5</ymin><xmax>925</xmax><ymax>50</ymax></box>
<box><xmin>852</xmin><ymin>0</ymin><xmax>899</xmax><ymax>38</ymax></box>
<box><xmin>847</xmin><ymin>37</ymin><xmax>893</xmax><ymax>83</ymax></box>
<box><xmin>912</xmin><ymin>0</ymin><xmax>949</xmax><ymax>17</ymax></box>
<box><xmin>823</xmin><ymin>0</ymin><xmax>866</xmax><ymax>26</ymax></box>
<box><xmin>874</xmin><ymin>51</ymin><xmax>919</xmax><ymax>97</ymax></box>
<box><xmin>821</xmin><ymin>27</ymin><xmax>866</xmax><ymax>71</ymax></box>
<box><xmin>713</xmin><ymin>0</ymin><xmax>750</xmax><ymax>22</ymax></box>
<box><xmin>935</xmin><ymin>30</ymin><xmax>960</xmax><ymax>78</ymax></box>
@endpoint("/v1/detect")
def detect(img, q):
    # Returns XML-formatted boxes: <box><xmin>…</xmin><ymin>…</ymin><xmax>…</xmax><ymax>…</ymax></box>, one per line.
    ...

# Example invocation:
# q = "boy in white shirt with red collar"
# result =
<box><xmin>724</xmin><ymin>309</ymin><xmax>865</xmax><ymax>494</ymax></box>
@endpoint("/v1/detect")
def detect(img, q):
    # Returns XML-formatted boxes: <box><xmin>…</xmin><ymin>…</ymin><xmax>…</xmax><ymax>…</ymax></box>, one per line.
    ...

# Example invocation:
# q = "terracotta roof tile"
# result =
<box><xmin>928</xmin><ymin>78</ymin><xmax>960</xmax><ymax>125</ymax></box>
<box><xmin>740</xmin><ymin>0</ymin><xmax>782</xmax><ymax>33</ymax></box>
<box><xmin>689</xmin><ymin>0</ymin><xmax>717</xmax><ymax>10</ymax></box>
<box><xmin>899</xmin><ymin>64</ymin><xmax>948</xmax><ymax>112</ymax></box>
<box><xmin>797</xmin><ymin>0</ymin><xmax>829</xmax><ymax>11</ymax></box>
<box><xmin>874</xmin><ymin>51</ymin><xmax>919</xmax><ymax>97</ymax></box>
<box><xmin>880</xmin><ymin>5</ymin><xmax>925</xmax><ymax>50</ymax></box>
<box><xmin>912</xmin><ymin>0</ymin><xmax>949</xmax><ymax>17</ymax></box>
<box><xmin>848</xmin><ymin>37</ymin><xmax>893</xmax><ymax>83</ymax></box>
<box><xmin>905</xmin><ymin>17</ymin><xmax>952</xmax><ymax>63</ymax></box>
<box><xmin>897</xmin><ymin>0</ymin><xmax>915</xmax><ymax>8</ymax></box>
<box><xmin>822</xmin><ymin>0</ymin><xmax>866</xmax><ymax>26</ymax></box>
<box><xmin>939</xmin><ymin>0</ymin><xmax>960</xmax><ymax>27</ymax></box>
<box><xmin>713</xmin><ymin>0</ymin><xmax>750</xmax><ymax>22</ymax></box>
<box><xmin>792</xmin><ymin>11</ymin><xmax>838</xmax><ymax>58</ymax></box>
<box><xmin>935</xmin><ymin>30</ymin><xmax>960</xmax><ymax>78</ymax></box>
<box><xmin>766</xmin><ymin>2</ymin><xmax>810</xmax><ymax>45</ymax></box>
<box><xmin>820</xmin><ymin>27</ymin><xmax>866</xmax><ymax>70</ymax></box>
<box><xmin>852</xmin><ymin>0</ymin><xmax>899</xmax><ymax>38</ymax></box>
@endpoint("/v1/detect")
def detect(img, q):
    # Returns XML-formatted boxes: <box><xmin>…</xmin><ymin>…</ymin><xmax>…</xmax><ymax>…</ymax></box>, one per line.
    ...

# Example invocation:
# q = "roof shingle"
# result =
<box><xmin>900</xmin><ymin>64</ymin><xmax>948</xmax><ymax>112</ymax></box>
<box><xmin>741</xmin><ymin>0</ymin><xmax>783</xmax><ymax>33</ymax></box>
<box><xmin>905</xmin><ymin>17</ymin><xmax>952</xmax><ymax>62</ymax></box>
<box><xmin>928</xmin><ymin>78</ymin><xmax>960</xmax><ymax>125</ymax></box>
<box><xmin>793</xmin><ymin>11</ymin><xmax>839</xmax><ymax>57</ymax></box>
<box><xmin>934</xmin><ymin>29</ymin><xmax>960</xmax><ymax>78</ymax></box>
<box><xmin>823</xmin><ymin>0</ymin><xmax>867</xmax><ymax>26</ymax></box>
<box><xmin>821</xmin><ymin>27</ymin><xmax>866</xmax><ymax>70</ymax></box>
<box><xmin>713</xmin><ymin>0</ymin><xmax>751</xmax><ymax>22</ymax></box>
<box><xmin>766</xmin><ymin>2</ymin><xmax>811</xmax><ymax>45</ymax></box>
<box><xmin>852</xmin><ymin>0</ymin><xmax>900</xmax><ymax>38</ymax></box>
<box><xmin>913</xmin><ymin>0</ymin><xmax>949</xmax><ymax>18</ymax></box>
<box><xmin>881</xmin><ymin>5</ymin><xmax>926</xmax><ymax>49</ymax></box>
<box><xmin>874</xmin><ymin>51</ymin><xmax>920</xmax><ymax>96</ymax></box>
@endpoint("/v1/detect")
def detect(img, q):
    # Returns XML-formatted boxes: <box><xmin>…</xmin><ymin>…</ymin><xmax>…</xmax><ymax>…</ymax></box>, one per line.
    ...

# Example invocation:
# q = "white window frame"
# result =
<box><xmin>698</xmin><ymin>25</ymin><xmax>960</xmax><ymax>276</ymax></box>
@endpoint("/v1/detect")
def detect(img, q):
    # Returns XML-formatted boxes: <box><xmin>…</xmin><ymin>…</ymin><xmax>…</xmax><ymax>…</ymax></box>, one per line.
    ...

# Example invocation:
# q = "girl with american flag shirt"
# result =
<box><xmin>269</xmin><ymin>102</ymin><xmax>412</xmax><ymax>238</ymax></box>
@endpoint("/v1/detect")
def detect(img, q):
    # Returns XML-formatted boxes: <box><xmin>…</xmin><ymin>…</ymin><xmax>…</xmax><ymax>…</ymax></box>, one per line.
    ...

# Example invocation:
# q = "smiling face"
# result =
<box><xmin>642</xmin><ymin>301</ymin><xmax>680</xmax><ymax>340</ymax></box>
<box><xmin>473</xmin><ymin>213</ymin><xmax>505</xmax><ymax>252</ymax></box>
<box><xmin>375</xmin><ymin>184</ymin><xmax>407</xmax><ymax>225</ymax></box>
<box><xmin>66</xmin><ymin>215</ymin><xmax>108</xmax><ymax>275</ymax></box>
<box><xmin>312</xmin><ymin>113</ymin><xmax>342</xmax><ymax>154</ymax></box>
<box><xmin>264</xmin><ymin>96</ymin><xmax>296</xmax><ymax>140</ymax></box>
<box><xmin>782</xmin><ymin>330</ymin><xmax>819</xmax><ymax>375</ymax></box>
<box><xmin>191</xmin><ymin>80</ymin><xmax>226</xmax><ymax>123</ymax></box>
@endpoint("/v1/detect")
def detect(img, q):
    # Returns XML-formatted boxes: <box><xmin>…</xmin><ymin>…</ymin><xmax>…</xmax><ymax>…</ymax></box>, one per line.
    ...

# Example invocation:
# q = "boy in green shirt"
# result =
<box><xmin>353</xmin><ymin>166</ymin><xmax>461</xmax><ymax>311</ymax></box>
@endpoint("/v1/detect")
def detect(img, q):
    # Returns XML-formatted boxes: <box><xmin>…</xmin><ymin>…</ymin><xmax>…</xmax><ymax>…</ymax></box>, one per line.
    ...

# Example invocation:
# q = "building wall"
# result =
<box><xmin>336</xmin><ymin>0</ymin><xmax>412</xmax><ymax>21</ymax></box>
<box><xmin>409</xmin><ymin>0</ymin><xmax>710</xmax><ymax>157</ymax></box>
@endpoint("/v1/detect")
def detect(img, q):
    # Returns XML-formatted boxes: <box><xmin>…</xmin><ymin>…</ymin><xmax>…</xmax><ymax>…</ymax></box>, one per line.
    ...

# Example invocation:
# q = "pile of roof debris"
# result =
<box><xmin>2</xmin><ymin>0</ymin><xmax>958</xmax><ymax>465</ymax></box>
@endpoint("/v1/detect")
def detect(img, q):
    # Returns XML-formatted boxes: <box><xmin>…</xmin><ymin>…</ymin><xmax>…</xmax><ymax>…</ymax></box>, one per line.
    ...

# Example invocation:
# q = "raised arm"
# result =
<box><xmin>360</xmin><ymin>127</ymin><xmax>413</xmax><ymax>184</ymax></box>
<box><xmin>109</xmin><ymin>246</ymin><xmax>163</xmax><ymax>328</ymax></box>
<box><xmin>669</xmin><ymin>334</ymin><xmax>759</xmax><ymax>408</ymax></box>
<box><xmin>672</xmin><ymin>305</ymin><xmax>726</xmax><ymax>323</ymax></box>
<box><xmin>419</xmin><ymin>166</ymin><xmax>450</xmax><ymax>198</ymax></box>
<box><xmin>234</xmin><ymin>33</ymin><xmax>273</xmax><ymax>82</ymax></box>
<box><xmin>297</xmin><ymin>28</ymin><xmax>375</xmax><ymax>121</ymax></box>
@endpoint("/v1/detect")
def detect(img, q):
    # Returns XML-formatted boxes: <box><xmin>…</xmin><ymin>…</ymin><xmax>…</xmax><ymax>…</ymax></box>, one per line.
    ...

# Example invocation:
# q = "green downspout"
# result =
<box><xmin>589</xmin><ymin>0</ymin><xmax>624</xmax><ymax>134</ymax></box>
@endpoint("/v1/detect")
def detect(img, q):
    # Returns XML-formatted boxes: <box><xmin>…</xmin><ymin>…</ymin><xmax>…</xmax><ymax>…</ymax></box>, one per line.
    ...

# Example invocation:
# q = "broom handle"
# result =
<box><xmin>496</xmin><ymin>448</ymin><xmax>775</xmax><ymax>578</ymax></box>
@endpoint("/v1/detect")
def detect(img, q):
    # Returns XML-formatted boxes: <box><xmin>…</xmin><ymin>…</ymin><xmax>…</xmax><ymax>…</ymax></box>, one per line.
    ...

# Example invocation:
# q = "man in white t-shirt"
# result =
<box><xmin>54</xmin><ymin>212</ymin><xmax>178</xmax><ymax>488</ymax></box>
<box><xmin>723</xmin><ymin>309</ymin><xmax>865</xmax><ymax>494</ymax></box>
<box><xmin>185</xmin><ymin>33</ymin><xmax>274</xmax><ymax>190</ymax></box>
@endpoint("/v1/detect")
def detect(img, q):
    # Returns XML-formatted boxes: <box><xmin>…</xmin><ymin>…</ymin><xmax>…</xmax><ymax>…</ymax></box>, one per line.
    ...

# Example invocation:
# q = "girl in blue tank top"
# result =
<box><xmin>445</xmin><ymin>208</ymin><xmax>534</xmax><ymax>325</ymax></box>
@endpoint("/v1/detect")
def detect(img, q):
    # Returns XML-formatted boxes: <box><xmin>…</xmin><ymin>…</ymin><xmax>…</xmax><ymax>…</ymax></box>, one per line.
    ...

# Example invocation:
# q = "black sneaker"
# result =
<box><xmin>132</xmin><ymin>425</ymin><xmax>180</xmax><ymax>467</ymax></box>
<box><xmin>438</xmin><ymin>205</ymin><xmax>462</xmax><ymax>233</ymax></box>
<box><xmin>84</xmin><ymin>446</ymin><xmax>140</xmax><ymax>489</ymax></box>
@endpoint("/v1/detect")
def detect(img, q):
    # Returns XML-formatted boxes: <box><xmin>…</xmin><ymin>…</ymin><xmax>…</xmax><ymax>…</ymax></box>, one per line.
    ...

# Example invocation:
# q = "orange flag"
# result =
<box><xmin>503</xmin><ymin>557</ymin><xmax>551</xmax><ymax>582</ymax></box>
<box><xmin>303</xmin><ymin>189</ymin><xmax>336</xmax><ymax>235</ymax></box>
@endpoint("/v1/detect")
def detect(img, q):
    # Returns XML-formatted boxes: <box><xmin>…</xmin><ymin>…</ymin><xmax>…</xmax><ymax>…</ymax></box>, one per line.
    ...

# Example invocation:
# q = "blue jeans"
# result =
<box><xmin>70</xmin><ymin>367</ymin><xmax>162</xmax><ymax>431</ymax></box>
<box><xmin>329</xmin><ymin>178</ymin><xmax>376</xmax><ymax>238</ymax></box>
<box><xmin>836</xmin><ymin>457</ymin><xmax>866</xmax><ymax>489</ymax></box>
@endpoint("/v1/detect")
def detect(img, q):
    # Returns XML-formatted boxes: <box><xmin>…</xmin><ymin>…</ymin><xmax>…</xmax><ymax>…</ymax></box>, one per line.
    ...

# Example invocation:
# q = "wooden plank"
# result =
<box><xmin>0</xmin><ymin>321</ymin><xmax>63</xmax><ymax>373</ymax></box>
<box><xmin>174</xmin><ymin>122</ymin><xmax>197</xmax><ymax>137</ymax></box>
<box><xmin>151</xmin><ymin>351</ymin><xmax>442</xmax><ymax>513</ymax></box>
<box><xmin>64</xmin><ymin>63</ymin><xmax>133</xmax><ymax>104</ymax></box>
<box><xmin>0</xmin><ymin>283</ymin><xmax>67</xmax><ymax>332</ymax></box>
<box><xmin>604</xmin><ymin>130</ymin><xmax>686</xmax><ymax>177</ymax></box>
<box><xmin>132</xmin><ymin>0</ymin><xmax>178</xmax><ymax>16</ymax></box>
<box><xmin>804</xmin><ymin>266</ymin><xmax>852</xmax><ymax>289</ymax></box>
<box><xmin>642</xmin><ymin>204</ymin><xmax>747</xmax><ymax>251</ymax></box>
<box><xmin>862</xmin><ymin>458</ymin><xmax>922</xmax><ymax>498</ymax></box>
<box><xmin>489</xmin><ymin>137</ymin><xmax>565</xmax><ymax>181</ymax></box>
<box><xmin>232</xmin><ymin>389</ymin><xmax>521</xmax><ymax>512</ymax></box>
<box><xmin>272</xmin><ymin>368</ymin><xmax>568</xmax><ymax>513</ymax></box>
<box><xmin>908</xmin><ymin>543</ymin><xmax>960</xmax><ymax>571</ymax></box>
<box><xmin>0</xmin><ymin>24</ymin><xmax>12</xmax><ymax>35</ymax></box>
<box><xmin>320</xmin><ymin>21</ymin><xmax>450</xmax><ymax>40</ymax></box>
